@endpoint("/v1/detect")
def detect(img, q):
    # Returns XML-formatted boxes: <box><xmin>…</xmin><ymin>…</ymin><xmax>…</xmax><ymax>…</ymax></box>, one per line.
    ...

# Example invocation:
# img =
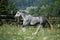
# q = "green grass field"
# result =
<box><xmin>0</xmin><ymin>24</ymin><xmax>60</xmax><ymax>40</ymax></box>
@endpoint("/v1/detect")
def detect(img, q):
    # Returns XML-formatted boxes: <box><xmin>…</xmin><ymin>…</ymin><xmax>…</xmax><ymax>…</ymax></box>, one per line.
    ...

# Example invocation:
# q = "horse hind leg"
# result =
<box><xmin>42</xmin><ymin>23</ymin><xmax>47</xmax><ymax>28</ymax></box>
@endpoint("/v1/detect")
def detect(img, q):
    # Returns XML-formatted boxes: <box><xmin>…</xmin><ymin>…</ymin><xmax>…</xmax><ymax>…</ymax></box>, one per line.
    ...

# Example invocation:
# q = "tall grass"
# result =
<box><xmin>0</xmin><ymin>24</ymin><xmax>60</xmax><ymax>40</ymax></box>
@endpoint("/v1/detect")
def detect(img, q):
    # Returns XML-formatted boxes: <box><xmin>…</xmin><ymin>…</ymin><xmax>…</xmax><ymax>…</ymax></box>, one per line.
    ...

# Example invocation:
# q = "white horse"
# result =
<box><xmin>15</xmin><ymin>10</ymin><xmax>53</xmax><ymax>35</ymax></box>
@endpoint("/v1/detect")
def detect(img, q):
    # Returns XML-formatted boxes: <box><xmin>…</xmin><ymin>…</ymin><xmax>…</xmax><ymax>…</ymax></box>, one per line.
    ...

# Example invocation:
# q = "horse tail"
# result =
<box><xmin>46</xmin><ymin>19</ymin><xmax>53</xmax><ymax>30</ymax></box>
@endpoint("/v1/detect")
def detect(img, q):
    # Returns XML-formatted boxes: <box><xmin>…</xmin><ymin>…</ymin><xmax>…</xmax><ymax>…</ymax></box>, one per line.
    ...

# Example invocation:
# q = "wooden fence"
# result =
<box><xmin>0</xmin><ymin>15</ymin><xmax>60</xmax><ymax>25</ymax></box>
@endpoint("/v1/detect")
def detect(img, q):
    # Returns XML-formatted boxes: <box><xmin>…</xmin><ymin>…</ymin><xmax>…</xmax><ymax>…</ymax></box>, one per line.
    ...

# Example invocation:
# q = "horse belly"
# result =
<box><xmin>30</xmin><ymin>18</ymin><xmax>39</xmax><ymax>25</ymax></box>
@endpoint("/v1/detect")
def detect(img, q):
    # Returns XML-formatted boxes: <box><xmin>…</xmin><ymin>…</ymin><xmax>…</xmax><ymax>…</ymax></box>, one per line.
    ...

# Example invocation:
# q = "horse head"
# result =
<box><xmin>14</xmin><ymin>10</ymin><xmax>22</xmax><ymax>17</ymax></box>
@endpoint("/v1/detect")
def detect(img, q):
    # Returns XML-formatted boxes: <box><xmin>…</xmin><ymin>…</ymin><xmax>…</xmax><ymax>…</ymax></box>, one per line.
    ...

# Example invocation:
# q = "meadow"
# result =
<box><xmin>0</xmin><ymin>24</ymin><xmax>60</xmax><ymax>40</ymax></box>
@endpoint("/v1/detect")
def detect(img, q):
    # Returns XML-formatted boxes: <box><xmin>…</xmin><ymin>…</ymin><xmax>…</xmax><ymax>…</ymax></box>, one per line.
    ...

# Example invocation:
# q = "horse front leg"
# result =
<box><xmin>22</xmin><ymin>21</ymin><xmax>29</xmax><ymax>32</ymax></box>
<box><xmin>22</xmin><ymin>25</ymin><xmax>26</xmax><ymax>32</ymax></box>
<box><xmin>32</xmin><ymin>24</ymin><xmax>43</xmax><ymax>35</ymax></box>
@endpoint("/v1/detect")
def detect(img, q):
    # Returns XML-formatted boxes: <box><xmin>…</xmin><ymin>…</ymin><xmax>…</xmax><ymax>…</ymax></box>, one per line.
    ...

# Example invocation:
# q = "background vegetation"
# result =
<box><xmin>0</xmin><ymin>0</ymin><xmax>60</xmax><ymax>16</ymax></box>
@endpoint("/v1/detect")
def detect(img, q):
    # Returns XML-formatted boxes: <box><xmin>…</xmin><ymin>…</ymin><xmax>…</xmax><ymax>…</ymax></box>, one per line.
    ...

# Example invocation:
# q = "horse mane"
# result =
<box><xmin>19</xmin><ymin>10</ymin><xmax>29</xmax><ymax>15</ymax></box>
<box><xmin>22</xmin><ymin>11</ymin><xmax>29</xmax><ymax>15</ymax></box>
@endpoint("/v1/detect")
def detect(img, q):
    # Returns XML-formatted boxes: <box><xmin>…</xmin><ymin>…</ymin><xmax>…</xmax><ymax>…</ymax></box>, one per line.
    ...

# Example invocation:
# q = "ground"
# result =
<box><xmin>0</xmin><ymin>24</ymin><xmax>60</xmax><ymax>40</ymax></box>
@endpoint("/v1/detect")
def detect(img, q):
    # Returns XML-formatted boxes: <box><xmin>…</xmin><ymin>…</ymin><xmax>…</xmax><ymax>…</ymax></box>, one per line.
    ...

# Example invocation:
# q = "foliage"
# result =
<box><xmin>0</xmin><ymin>0</ymin><xmax>8</xmax><ymax>14</ymax></box>
<box><xmin>55</xmin><ymin>0</ymin><xmax>60</xmax><ymax>5</ymax></box>
<box><xmin>29</xmin><ymin>0</ymin><xmax>60</xmax><ymax>16</ymax></box>
<box><xmin>0</xmin><ymin>0</ymin><xmax>17</xmax><ymax>15</ymax></box>
<box><xmin>0</xmin><ymin>0</ymin><xmax>60</xmax><ymax>16</ymax></box>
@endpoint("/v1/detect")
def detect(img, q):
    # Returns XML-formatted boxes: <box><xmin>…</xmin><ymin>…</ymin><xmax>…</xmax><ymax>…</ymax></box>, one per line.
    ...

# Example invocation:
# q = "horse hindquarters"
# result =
<box><xmin>39</xmin><ymin>17</ymin><xmax>52</xmax><ymax>29</ymax></box>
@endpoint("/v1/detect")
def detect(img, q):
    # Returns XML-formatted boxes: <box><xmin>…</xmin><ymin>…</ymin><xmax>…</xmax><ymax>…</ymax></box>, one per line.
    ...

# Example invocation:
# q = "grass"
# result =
<box><xmin>0</xmin><ymin>24</ymin><xmax>60</xmax><ymax>40</ymax></box>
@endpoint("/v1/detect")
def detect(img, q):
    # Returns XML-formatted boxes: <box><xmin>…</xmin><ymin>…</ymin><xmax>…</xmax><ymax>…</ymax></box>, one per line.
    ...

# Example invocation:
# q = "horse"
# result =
<box><xmin>14</xmin><ymin>10</ymin><xmax>53</xmax><ymax>35</ymax></box>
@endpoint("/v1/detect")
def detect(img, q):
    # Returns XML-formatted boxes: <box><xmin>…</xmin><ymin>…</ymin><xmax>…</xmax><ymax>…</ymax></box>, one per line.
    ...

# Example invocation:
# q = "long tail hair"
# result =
<box><xmin>47</xmin><ymin>19</ymin><xmax>53</xmax><ymax>30</ymax></box>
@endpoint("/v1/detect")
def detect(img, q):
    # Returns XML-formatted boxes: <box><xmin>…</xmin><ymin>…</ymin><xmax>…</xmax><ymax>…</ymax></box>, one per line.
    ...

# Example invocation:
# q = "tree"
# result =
<box><xmin>0</xmin><ymin>0</ymin><xmax>17</xmax><ymax>15</ymax></box>
<box><xmin>55</xmin><ymin>0</ymin><xmax>60</xmax><ymax>5</ymax></box>
<box><xmin>54</xmin><ymin>0</ymin><xmax>60</xmax><ymax>16</ymax></box>
<box><xmin>0</xmin><ymin>0</ymin><xmax>8</xmax><ymax>14</ymax></box>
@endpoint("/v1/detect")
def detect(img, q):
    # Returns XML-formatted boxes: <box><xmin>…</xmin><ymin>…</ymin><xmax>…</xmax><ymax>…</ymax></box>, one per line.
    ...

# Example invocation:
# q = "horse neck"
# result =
<box><xmin>21</xmin><ymin>13</ymin><xmax>32</xmax><ymax>20</ymax></box>
<box><xmin>21</xmin><ymin>13</ymin><xmax>28</xmax><ymax>20</ymax></box>
<box><xmin>20</xmin><ymin>13</ymin><xmax>24</xmax><ymax>19</ymax></box>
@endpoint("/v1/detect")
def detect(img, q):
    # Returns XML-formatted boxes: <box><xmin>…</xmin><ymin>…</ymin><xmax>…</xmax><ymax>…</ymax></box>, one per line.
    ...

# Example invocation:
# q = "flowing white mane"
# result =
<box><xmin>19</xmin><ymin>10</ymin><xmax>29</xmax><ymax>13</ymax></box>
